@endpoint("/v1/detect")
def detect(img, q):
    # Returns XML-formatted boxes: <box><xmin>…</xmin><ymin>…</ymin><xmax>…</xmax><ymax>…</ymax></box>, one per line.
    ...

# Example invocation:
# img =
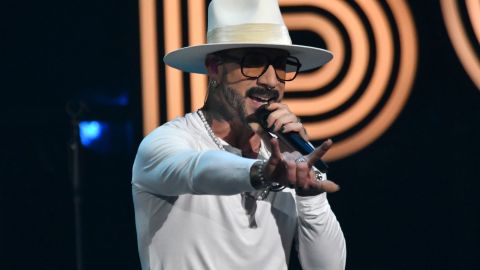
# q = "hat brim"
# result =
<box><xmin>163</xmin><ymin>43</ymin><xmax>333</xmax><ymax>74</ymax></box>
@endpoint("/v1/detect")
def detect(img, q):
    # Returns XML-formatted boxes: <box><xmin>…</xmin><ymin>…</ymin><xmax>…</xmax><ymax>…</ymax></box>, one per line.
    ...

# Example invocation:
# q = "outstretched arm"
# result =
<box><xmin>132</xmin><ymin>126</ymin><xmax>257</xmax><ymax>196</ymax></box>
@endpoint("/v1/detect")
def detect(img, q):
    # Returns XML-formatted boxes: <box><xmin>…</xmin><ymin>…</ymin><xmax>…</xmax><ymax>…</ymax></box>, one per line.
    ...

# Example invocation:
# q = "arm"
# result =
<box><xmin>296</xmin><ymin>193</ymin><xmax>346</xmax><ymax>270</ymax></box>
<box><xmin>132</xmin><ymin>125</ymin><xmax>257</xmax><ymax>196</ymax></box>
<box><xmin>264</xmin><ymin>138</ymin><xmax>346</xmax><ymax>269</ymax></box>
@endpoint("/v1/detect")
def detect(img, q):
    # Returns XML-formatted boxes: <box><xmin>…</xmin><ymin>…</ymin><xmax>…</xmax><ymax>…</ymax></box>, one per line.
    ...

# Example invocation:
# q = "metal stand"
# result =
<box><xmin>67</xmin><ymin>102</ymin><xmax>84</xmax><ymax>270</ymax></box>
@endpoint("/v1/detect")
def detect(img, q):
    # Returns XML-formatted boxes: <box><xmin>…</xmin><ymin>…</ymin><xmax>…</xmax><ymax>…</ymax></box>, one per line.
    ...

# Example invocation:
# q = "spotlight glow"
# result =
<box><xmin>79</xmin><ymin>121</ymin><xmax>104</xmax><ymax>146</ymax></box>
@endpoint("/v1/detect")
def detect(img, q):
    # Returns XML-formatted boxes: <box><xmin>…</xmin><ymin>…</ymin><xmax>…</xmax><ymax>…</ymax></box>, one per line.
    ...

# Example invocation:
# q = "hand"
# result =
<box><xmin>264</xmin><ymin>138</ymin><xmax>340</xmax><ymax>196</ymax></box>
<box><xmin>265</xmin><ymin>103</ymin><xmax>308</xmax><ymax>140</ymax></box>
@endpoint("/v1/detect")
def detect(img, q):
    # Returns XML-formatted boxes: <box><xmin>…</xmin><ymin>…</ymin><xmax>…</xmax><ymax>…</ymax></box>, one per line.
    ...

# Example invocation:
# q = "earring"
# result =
<box><xmin>209</xmin><ymin>80</ymin><xmax>218</xmax><ymax>88</ymax></box>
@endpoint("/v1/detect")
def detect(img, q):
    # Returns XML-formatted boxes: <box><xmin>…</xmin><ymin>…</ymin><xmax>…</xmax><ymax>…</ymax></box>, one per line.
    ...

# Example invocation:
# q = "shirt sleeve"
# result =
<box><xmin>131</xmin><ymin>125</ymin><xmax>257</xmax><ymax>196</ymax></box>
<box><xmin>295</xmin><ymin>192</ymin><xmax>347</xmax><ymax>270</ymax></box>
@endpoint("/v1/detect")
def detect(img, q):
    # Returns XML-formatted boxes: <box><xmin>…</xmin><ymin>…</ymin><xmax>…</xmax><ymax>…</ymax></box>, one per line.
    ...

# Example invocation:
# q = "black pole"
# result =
<box><xmin>67</xmin><ymin>102</ymin><xmax>84</xmax><ymax>270</ymax></box>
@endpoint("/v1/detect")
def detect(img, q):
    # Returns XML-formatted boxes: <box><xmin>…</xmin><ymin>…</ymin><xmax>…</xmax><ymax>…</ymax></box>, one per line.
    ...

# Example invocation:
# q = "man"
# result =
<box><xmin>132</xmin><ymin>0</ymin><xmax>346</xmax><ymax>269</ymax></box>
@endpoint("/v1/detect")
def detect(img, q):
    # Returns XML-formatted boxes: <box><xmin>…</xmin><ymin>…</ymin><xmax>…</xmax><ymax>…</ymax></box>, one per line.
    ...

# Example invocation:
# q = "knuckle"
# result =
<box><xmin>286</xmin><ymin>161</ymin><xmax>296</xmax><ymax>170</ymax></box>
<box><xmin>297</xmin><ymin>162</ymin><xmax>309</xmax><ymax>170</ymax></box>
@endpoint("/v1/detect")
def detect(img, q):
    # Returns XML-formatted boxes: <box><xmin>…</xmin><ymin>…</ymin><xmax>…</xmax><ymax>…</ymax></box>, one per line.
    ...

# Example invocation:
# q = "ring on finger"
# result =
<box><xmin>295</xmin><ymin>157</ymin><xmax>307</xmax><ymax>163</ymax></box>
<box><xmin>314</xmin><ymin>170</ymin><xmax>324</xmax><ymax>182</ymax></box>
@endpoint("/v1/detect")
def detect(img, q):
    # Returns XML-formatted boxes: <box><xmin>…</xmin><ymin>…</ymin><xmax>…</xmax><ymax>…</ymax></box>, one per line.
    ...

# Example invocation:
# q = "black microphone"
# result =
<box><xmin>255</xmin><ymin>105</ymin><xmax>329</xmax><ymax>172</ymax></box>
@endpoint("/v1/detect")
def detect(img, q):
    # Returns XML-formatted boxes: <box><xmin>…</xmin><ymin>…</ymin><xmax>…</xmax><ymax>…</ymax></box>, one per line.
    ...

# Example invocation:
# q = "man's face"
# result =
<box><xmin>208</xmin><ymin>48</ymin><xmax>291</xmax><ymax>120</ymax></box>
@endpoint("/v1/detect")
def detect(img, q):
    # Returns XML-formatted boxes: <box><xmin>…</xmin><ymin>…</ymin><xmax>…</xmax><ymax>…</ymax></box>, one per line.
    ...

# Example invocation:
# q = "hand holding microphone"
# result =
<box><xmin>255</xmin><ymin>104</ymin><xmax>329</xmax><ymax>173</ymax></box>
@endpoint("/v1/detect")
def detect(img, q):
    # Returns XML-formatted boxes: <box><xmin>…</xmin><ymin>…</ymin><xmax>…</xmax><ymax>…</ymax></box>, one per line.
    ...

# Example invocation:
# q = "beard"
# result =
<box><xmin>203</xmin><ymin>82</ymin><xmax>248</xmax><ymax>126</ymax></box>
<box><xmin>203</xmin><ymin>81</ymin><xmax>280</xmax><ymax>127</ymax></box>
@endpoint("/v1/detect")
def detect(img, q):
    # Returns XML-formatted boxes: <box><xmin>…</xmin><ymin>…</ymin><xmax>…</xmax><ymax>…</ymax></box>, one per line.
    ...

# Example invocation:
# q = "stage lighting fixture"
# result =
<box><xmin>79</xmin><ymin>121</ymin><xmax>105</xmax><ymax>147</ymax></box>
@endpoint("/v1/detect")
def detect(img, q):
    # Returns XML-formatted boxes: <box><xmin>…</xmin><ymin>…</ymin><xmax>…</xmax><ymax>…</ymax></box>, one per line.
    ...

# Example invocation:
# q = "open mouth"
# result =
<box><xmin>246</xmin><ymin>88</ymin><xmax>279</xmax><ymax>104</ymax></box>
<box><xmin>249</xmin><ymin>95</ymin><xmax>274</xmax><ymax>104</ymax></box>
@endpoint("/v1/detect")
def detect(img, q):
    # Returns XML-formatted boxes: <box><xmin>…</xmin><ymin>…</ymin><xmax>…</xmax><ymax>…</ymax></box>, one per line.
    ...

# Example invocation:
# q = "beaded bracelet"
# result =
<box><xmin>250</xmin><ymin>160</ymin><xmax>271</xmax><ymax>189</ymax></box>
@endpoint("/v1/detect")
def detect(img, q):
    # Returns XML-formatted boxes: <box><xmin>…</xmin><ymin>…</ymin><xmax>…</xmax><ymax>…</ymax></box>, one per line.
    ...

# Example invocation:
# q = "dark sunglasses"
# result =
<box><xmin>217</xmin><ymin>52</ymin><xmax>302</xmax><ymax>82</ymax></box>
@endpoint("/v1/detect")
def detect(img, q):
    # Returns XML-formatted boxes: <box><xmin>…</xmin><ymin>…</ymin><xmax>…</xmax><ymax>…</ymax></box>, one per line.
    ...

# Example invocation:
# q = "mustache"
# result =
<box><xmin>245</xmin><ymin>87</ymin><xmax>280</xmax><ymax>103</ymax></box>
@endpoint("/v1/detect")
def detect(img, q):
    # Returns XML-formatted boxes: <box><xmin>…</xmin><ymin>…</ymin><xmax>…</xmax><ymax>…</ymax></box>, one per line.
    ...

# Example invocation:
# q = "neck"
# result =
<box><xmin>201</xmin><ymin>109</ymin><xmax>261</xmax><ymax>158</ymax></box>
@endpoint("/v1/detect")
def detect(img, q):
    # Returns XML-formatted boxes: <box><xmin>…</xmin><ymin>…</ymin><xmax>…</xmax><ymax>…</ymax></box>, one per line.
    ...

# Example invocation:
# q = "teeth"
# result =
<box><xmin>252</xmin><ymin>96</ymin><xmax>269</xmax><ymax>102</ymax></box>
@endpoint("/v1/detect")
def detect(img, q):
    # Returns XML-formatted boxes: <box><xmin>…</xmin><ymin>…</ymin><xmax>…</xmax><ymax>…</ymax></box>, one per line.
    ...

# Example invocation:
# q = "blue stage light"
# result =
<box><xmin>114</xmin><ymin>93</ymin><xmax>129</xmax><ymax>106</ymax></box>
<box><xmin>79</xmin><ymin>121</ymin><xmax>104</xmax><ymax>146</ymax></box>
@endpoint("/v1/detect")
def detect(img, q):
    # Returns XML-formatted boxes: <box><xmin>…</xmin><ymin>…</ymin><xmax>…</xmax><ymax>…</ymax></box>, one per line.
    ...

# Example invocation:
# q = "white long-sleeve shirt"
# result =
<box><xmin>132</xmin><ymin>112</ymin><xmax>346</xmax><ymax>270</ymax></box>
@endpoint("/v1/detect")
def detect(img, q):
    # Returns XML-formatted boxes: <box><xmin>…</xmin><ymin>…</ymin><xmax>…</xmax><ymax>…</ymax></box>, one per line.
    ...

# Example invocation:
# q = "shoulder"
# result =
<box><xmin>138</xmin><ymin>112</ymin><xmax>207</xmax><ymax>151</ymax></box>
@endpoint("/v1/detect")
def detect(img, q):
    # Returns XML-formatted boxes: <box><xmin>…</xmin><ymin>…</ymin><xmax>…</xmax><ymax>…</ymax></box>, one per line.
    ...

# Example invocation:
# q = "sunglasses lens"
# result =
<box><xmin>242</xmin><ymin>54</ymin><xmax>268</xmax><ymax>78</ymax></box>
<box><xmin>284</xmin><ymin>56</ymin><xmax>300</xmax><ymax>81</ymax></box>
<box><xmin>273</xmin><ymin>56</ymin><xmax>300</xmax><ymax>81</ymax></box>
<box><xmin>241</xmin><ymin>54</ymin><xmax>300</xmax><ymax>81</ymax></box>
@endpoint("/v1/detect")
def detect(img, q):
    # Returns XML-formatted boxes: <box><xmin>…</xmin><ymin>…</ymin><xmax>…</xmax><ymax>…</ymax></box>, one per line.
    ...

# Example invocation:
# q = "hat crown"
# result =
<box><xmin>163</xmin><ymin>0</ymin><xmax>332</xmax><ymax>74</ymax></box>
<box><xmin>206</xmin><ymin>0</ymin><xmax>292</xmax><ymax>45</ymax></box>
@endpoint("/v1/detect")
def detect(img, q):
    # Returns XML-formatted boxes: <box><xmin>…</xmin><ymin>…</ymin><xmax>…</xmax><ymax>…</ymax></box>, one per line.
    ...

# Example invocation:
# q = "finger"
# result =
<box><xmin>265</xmin><ymin>103</ymin><xmax>287</xmax><ymax>127</ymax></box>
<box><xmin>269</xmin><ymin>138</ymin><xmax>283</xmax><ymax>163</ymax></box>
<box><xmin>282</xmin><ymin>151</ymin><xmax>296</xmax><ymax>161</ymax></box>
<box><xmin>265</xmin><ymin>103</ymin><xmax>298</xmax><ymax>131</ymax></box>
<box><xmin>281</xmin><ymin>122</ymin><xmax>304</xmax><ymax>133</ymax></box>
<box><xmin>306</xmin><ymin>139</ymin><xmax>333</xmax><ymax>166</ymax></box>
<box><xmin>282</xmin><ymin>121</ymin><xmax>309</xmax><ymax>141</ymax></box>
<box><xmin>285</xmin><ymin>159</ymin><xmax>297</xmax><ymax>184</ymax></box>
<box><xmin>295</xmin><ymin>161</ymin><xmax>311</xmax><ymax>189</ymax></box>
<box><xmin>312</xmin><ymin>179</ymin><xmax>340</xmax><ymax>193</ymax></box>
<box><xmin>268</xmin><ymin>110</ymin><xmax>295</xmax><ymax>132</ymax></box>
<box><xmin>285</xmin><ymin>152</ymin><xmax>302</xmax><ymax>184</ymax></box>
<box><xmin>265</xmin><ymin>139</ymin><xmax>284</xmax><ymax>181</ymax></box>
<box><xmin>266</xmin><ymin>102</ymin><xmax>286</xmax><ymax>111</ymax></box>
<box><xmin>266</xmin><ymin>150</ymin><xmax>300</xmax><ymax>186</ymax></box>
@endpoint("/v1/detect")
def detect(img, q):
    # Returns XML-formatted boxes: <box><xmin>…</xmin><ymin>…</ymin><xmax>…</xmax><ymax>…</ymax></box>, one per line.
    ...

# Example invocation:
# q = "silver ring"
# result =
<box><xmin>314</xmin><ymin>170</ymin><xmax>323</xmax><ymax>182</ymax></box>
<box><xmin>295</xmin><ymin>157</ymin><xmax>307</xmax><ymax>163</ymax></box>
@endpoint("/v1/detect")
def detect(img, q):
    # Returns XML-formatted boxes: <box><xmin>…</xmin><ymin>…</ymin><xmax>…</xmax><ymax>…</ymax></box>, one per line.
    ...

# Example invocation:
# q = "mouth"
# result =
<box><xmin>246</xmin><ymin>87</ymin><xmax>280</xmax><ymax>105</ymax></box>
<box><xmin>248</xmin><ymin>95</ymin><xmax>274</xmax><ymax>104</ymax></box>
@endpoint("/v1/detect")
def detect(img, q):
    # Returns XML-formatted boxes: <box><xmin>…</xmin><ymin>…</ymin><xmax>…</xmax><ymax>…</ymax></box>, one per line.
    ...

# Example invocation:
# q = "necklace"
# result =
<box><xmin>198</xmin><ymin>110</ymin><xmax>225</xmax><ymax>151</ymax></box>
<box><xmin>197</xmin><ymin>110</ymin><xmax>273</xmax><ymax>200</ymax></box>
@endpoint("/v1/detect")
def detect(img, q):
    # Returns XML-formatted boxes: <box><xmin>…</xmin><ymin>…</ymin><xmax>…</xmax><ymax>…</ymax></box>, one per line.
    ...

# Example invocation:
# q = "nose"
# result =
<box><xmin>257</xmin><ymin>65</ymin><xmax>281</xmax><ymax>89</ymax></box>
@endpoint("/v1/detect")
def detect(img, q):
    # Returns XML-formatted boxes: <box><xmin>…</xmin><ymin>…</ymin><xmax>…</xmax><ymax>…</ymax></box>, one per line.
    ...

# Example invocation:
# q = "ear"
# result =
<box><xmin>205</xmin><ymin>54</ymin><xmax>223</xmax><ymax>82</ymax></box>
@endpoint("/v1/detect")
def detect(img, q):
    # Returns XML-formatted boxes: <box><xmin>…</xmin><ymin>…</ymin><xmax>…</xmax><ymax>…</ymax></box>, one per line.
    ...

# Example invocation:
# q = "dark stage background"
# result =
<box><xmin>2</xmin><ymin>0</ymin><xmax>479</xmax><ymax>269</ymax></box>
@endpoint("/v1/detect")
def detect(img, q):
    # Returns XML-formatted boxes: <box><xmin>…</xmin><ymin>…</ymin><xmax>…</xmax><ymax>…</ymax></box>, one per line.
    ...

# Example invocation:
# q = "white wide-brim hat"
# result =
<box><xmin>164</xmin><ymin>0</ymin><xmax>333</xmax><ymax>74</ymax></box>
